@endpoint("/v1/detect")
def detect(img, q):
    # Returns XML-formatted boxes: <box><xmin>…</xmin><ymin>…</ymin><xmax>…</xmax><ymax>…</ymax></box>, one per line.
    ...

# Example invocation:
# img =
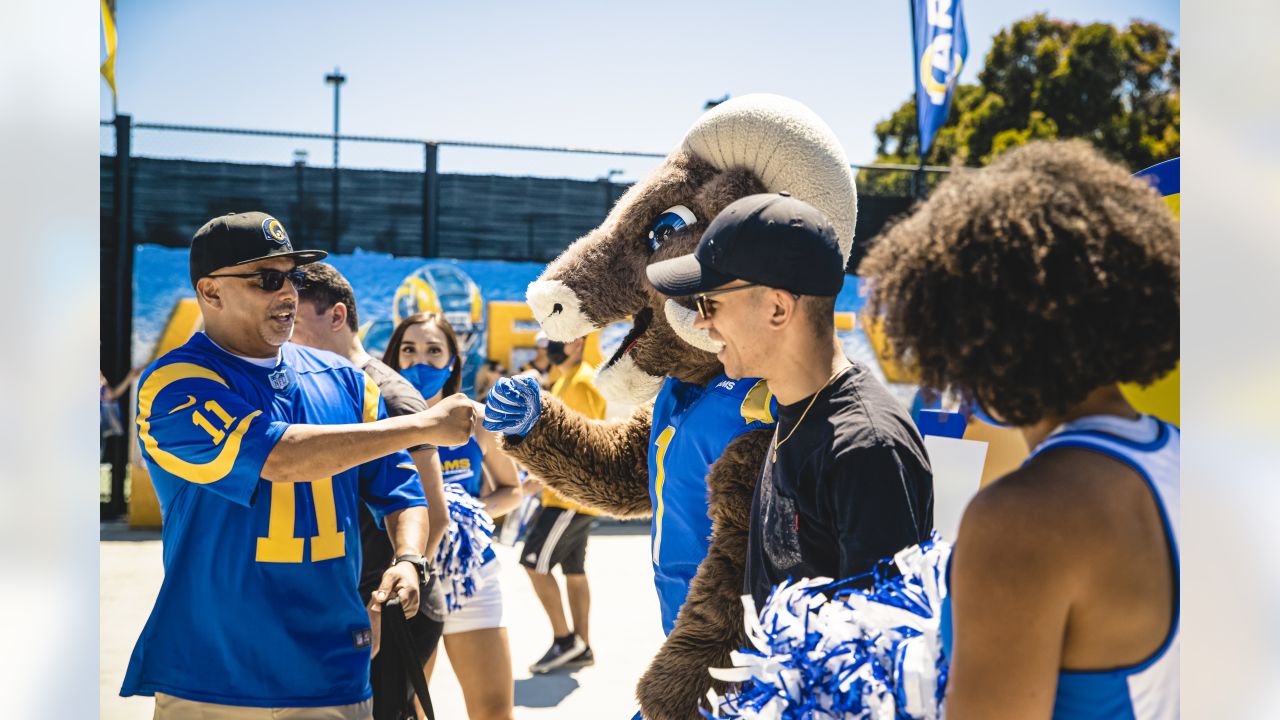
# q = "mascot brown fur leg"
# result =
<box><xmin>499</xmin><ymin>391</ymin><xmax>653</xmax><ymax>518</ymax></box>
<box><xmin>636</xmin><ymin>429</ymin><xmax>772</xmax><ymax>719</ymax></box>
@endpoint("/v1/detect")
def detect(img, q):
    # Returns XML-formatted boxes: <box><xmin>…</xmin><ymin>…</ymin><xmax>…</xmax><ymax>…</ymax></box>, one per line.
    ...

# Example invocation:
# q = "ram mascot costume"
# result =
<box><xmin>484</xmin><ymin>94</ymin><xmax>857</xmax><ymax>718</ymax></box>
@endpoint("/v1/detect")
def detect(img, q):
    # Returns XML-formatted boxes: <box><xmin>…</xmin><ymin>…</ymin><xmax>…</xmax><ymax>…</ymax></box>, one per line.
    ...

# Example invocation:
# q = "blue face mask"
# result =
<box><xmin>401</xmin><ymin>357</ymin><xmax>455</xmax><ymax>399</ymax></box>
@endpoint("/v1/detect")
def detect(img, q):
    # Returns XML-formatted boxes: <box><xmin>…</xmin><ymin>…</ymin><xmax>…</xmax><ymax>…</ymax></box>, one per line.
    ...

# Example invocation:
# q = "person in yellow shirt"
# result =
<box><xmin>514</xmin><ymin>332</ymin><xmax>556</xmax><ymax>389</ymax></box>
<box><xmin>520</xmin><ymin>337</ymin><xmax>606</xmax><ymax>673</ymax></box>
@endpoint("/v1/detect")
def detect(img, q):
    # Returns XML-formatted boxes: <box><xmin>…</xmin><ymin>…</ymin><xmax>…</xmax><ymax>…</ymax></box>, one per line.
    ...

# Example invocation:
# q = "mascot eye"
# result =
<box><xmin>647</xmin><ymin>205</ymin><xmax>697</xmax><ymax>252</ymax></box>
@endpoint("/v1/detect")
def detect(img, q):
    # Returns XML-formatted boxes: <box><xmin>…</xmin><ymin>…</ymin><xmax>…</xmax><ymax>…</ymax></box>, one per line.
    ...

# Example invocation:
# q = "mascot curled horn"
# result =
<box><xmin>483</xmin><ymin>94</ymin><xmax>857</xmax><ymax>718</ymax></box>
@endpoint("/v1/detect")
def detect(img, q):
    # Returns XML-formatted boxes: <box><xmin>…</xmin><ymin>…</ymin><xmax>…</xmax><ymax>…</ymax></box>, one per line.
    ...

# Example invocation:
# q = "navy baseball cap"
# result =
<box><xmin>189</xmin><ymin>212</ymin><xmax>327</xmax><ymax>288</ymax></box>
<box><xmin>646</xmin><ymin>192</ymin><xmax>844</xmax><ymax>297</ymax></box>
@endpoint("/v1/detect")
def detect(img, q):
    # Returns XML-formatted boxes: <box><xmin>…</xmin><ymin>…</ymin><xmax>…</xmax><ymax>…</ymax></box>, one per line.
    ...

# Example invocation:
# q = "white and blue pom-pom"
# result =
<box><xmin>705</xmin><ymin>533</ymin><xmax>952</xmax><ymax>720</ymax></box>
<box><xmin>433</xmin><ymin>482</ymin><xmax>496</xmax><ymax>612</ymax></box>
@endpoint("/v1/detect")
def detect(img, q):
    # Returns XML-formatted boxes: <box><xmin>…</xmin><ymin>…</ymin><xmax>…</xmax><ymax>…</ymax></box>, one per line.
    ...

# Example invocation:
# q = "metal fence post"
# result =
<box><xmin>600</xmin><ymin>178</ymin><xmax>613</xmax><ymax>220</ymax></box>
<box><xmin>423</xmin><ymin>142</ymin><xmax>439</xmax><ymax>258</ymax></box>
<box><xmin>105</xmin><ymin>113</ymin><xmax>133</xmax><ymax>519</ymax></box>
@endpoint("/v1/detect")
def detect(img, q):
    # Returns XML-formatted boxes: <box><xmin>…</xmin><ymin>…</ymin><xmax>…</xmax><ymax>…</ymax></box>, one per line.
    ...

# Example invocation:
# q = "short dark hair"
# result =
<box><xmin>799</xmin><ymin>294</ymin><xmax>837</xmax><ymax>338</ymax></box>
<box><xmin>297</xmin><ymin>262</ymin><xmax>359</xmax><ymax>332</ymax></box>
<box><xmin>861</xmin><ymin>140</ymin><xmax>1179</xmax><ymax>425</ymax></box>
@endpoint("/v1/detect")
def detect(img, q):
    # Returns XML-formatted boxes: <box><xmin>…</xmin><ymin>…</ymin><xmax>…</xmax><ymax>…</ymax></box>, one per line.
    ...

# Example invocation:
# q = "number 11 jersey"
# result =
<box><xmin>121</xmin><ymin>332</ymin><xmax>425</xmax><ymax>708</ymax></box>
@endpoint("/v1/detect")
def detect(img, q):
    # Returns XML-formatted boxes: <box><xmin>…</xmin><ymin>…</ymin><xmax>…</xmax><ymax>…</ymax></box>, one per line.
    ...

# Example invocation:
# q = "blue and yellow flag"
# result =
<box><xmin>912</xmin><ymin>0</ymin><xmax>968</xmax><ymax>156</ymax></box>
<box><xmin>1121</xmin><ymin>157</ymin><xmax>1180</xmax><ymax>425</ymax></box>
<box><xmin>100</xmin><ymin>0</ymin><xmax>118</xmax><ymax>112</ymax></box>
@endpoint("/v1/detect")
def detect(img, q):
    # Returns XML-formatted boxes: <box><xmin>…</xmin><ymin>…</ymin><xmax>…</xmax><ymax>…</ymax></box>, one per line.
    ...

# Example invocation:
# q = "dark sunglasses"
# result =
<box><xmin>693</xmin><ymin>283</ymin><xmax>763</xmax><ymax>319</ymax></box>
<box><xmin>207</xmin><ymin>269</ymin><xmax>307</xmax><ymax>292</ymax></box>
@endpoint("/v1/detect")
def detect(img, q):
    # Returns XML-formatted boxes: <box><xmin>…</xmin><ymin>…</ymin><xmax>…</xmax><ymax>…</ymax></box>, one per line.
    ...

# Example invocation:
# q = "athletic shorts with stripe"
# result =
<box><xmin>520</xmin><ymin>506</ymin><xmax>594</xmax><ymax>575</ymax></box>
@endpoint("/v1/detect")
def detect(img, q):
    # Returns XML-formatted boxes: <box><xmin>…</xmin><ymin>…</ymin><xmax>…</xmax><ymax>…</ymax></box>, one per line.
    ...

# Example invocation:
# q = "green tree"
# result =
<box><xmin>864</xmin><ymin>14</ymin><xmax>1179</xmax><ymax>194</ymax></box>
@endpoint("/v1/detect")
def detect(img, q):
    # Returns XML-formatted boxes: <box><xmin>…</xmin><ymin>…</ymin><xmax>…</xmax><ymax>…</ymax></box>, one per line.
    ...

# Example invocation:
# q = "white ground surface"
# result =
<box><xmin>101</xmin><ymin>524</ymin><xmax>666</xmax><ymax>719</ymax></box>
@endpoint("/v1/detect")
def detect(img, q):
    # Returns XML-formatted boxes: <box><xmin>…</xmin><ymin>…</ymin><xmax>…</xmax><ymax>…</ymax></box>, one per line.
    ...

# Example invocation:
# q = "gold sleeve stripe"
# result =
<box><xmin>362</xmin><ymin>371</ymin><xmax>382</xmax><ymax>424</ymax></box>
<box><xmin>136</xmin><ymin>362</ymin><xmax>261</xmax><ymax>485</ymax></box>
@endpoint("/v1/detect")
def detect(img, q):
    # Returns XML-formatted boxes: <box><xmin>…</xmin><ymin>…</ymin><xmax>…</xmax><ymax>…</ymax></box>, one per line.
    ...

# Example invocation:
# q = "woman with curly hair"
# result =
<box><xmin>861</xmin><ymin>140</ymin><xmax>1179</xmax><ymax>719</ymax></box>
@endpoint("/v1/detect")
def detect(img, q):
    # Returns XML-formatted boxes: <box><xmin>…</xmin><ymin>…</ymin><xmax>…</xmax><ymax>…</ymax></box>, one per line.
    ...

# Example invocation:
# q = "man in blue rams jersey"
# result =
<box><xmin>121</xmin><ymin>212</ymin><xmax>476</xmax><ymax>719</ymax></box>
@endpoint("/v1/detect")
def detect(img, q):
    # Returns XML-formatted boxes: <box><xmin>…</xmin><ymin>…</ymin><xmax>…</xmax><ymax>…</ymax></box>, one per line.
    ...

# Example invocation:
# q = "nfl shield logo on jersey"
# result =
<box><xmin>268</xmin><ymin>368</ymin><xmax>291</xmax><ymax>391</ymax></box>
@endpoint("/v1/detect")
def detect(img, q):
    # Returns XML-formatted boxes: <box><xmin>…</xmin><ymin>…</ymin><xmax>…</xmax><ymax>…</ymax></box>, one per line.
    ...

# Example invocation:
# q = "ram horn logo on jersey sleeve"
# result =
<box><xmin>136</xmin><ymin>363</ymin><xmax>262</xmax><ymax>485</ymax></box>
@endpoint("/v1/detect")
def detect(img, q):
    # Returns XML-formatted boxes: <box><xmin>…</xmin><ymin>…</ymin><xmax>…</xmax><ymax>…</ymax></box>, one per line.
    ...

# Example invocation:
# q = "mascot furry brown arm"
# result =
<box><xmin>489</xmin><ymin>95</ymin><xmax>857</xmax><ymax>719</ymax></box>
<box><xmin>502</xmin><ymin>401</ymin><xmax>655</xmax><ymax>518</ymax></box>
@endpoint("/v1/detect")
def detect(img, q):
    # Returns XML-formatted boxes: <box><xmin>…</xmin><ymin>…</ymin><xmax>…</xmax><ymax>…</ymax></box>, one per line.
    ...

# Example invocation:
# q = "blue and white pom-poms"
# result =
<box><xmin>705</xmin><ymin>533</ymin><xmax>953</xmax><ymax>720</ymax></box>
<box><xmin>433</xmin><ymin>481</ymin><xmax>496</xmax><ymax>612</ymax></box>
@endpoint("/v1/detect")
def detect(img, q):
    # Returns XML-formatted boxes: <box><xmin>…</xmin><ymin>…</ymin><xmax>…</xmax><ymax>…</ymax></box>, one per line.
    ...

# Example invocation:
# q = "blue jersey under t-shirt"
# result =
<box><xmin>439</xmin><ymin>437</ymin><xmax>484</xmax><ymax>498</ymax></box>
<box><xmin>648</xmin><ymin>374</ymin><xmax>776</xmax><ymax>635</ymax></box>
<box><xmin>121</xmin><ymin>333</ymin><xmax>426</xmax><ymax>708</ymax></box>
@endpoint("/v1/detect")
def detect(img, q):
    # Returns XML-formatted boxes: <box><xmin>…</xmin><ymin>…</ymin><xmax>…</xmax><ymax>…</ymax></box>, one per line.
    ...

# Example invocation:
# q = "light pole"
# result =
<box><xmin>292</xmin><ymin>149</ymin><xmax>308</xmax><ymax>241</ymax></box>
<box><xmin>324</xmin><ymin>67</ymin><xmax>346</xmax><ymax>251</ymax></box>
<box><xmin>601</xmin><ymin>168</ymin><xmax>623</xmax><ymax>217</ymax></box>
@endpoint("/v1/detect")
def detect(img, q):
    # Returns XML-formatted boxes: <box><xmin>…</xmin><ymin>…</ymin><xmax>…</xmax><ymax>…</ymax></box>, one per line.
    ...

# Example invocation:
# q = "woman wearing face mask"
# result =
<box><xmin>385</xmin><ymin>312</ymin><xmax>521</xmax><ymax>720</ymax></box>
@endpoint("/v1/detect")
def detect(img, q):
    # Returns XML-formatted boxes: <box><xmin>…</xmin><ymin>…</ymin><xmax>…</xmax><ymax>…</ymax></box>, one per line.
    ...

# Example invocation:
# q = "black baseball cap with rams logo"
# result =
<box><xmin>188</xmin><ymin>211</ymin><xmax>327</xmax><ymax>288</ymax></box>
<box><xmin>646</xmin><ymin>192</ymin><xmax>844</xmax><ymax>297</ymax></box>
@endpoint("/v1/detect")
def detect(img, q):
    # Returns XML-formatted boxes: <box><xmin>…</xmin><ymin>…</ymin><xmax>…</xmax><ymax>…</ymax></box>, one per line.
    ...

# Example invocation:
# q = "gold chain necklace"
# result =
<box><xmin>772</xmin><ymin>364</ymin><xmax>853</xmax><ymax>462</ymax></box>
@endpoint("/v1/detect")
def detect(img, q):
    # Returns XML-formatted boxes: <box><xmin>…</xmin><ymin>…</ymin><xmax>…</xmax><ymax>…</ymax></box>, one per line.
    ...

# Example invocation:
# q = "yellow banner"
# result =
<box><xmin>100</xmin><ymin>0</ymin><xmax>118</xmax><ymax>111</ymax></box>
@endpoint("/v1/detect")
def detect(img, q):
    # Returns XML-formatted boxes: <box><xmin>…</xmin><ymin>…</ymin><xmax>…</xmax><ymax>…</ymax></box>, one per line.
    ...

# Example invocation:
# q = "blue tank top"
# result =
<box><xmin>437</xmin><ymin>436</ymin><xmax>497</xmax><ymax>566</ymax></box>
<box><xmin>941</xmin><ymin>414</ymin><xmax>1180</xmax><ymax>719</ymax></box>
<box><xmin>648</xmin><ymin>374</ymin><xmax>776</xmax><ymax>635</ymax></box>
<box><xmin>439</xmin><ymin>437</ymin><xmax>485</xmax><ymax>498</ymax></box>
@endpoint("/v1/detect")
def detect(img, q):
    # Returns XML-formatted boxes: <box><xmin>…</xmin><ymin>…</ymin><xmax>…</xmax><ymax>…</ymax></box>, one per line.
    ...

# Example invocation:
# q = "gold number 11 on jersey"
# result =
<box><xmin>256</xmin><ymin>479</ymin><xmax>346</xmax><ymax>563</ymax></box>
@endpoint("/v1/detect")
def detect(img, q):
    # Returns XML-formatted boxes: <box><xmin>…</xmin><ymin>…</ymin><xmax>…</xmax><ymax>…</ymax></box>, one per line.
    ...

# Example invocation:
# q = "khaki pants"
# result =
<box><xmin>154</xmin><ymin>692</ymin><xmax>373</xmax><ymax>720</ymax></box>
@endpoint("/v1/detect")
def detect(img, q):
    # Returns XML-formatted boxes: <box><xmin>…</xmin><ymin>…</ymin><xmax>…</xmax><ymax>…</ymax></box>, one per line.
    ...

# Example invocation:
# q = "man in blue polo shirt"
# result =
<box><xmin>121</xmin><ymin>212</ymin><xmax>476</xmax><ymax>719</ymax></box>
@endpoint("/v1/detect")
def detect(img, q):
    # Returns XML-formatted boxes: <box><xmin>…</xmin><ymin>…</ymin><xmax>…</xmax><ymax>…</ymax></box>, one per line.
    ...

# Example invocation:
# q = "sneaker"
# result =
<box><xmin>529</xmin><ymin>634</ymin><xmax>587</xmax><ymax>674</ymax></box>
<box><xmin>564</xmin><ymin>646</ymin><xmax>594</xmax><ymax>669</ymax></box>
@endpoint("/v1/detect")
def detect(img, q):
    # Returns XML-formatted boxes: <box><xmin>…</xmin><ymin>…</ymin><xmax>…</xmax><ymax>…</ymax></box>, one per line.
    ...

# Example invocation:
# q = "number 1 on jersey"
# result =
<box><xmin>191</xmin><ymin>399</ymin><xmax>236</xmax><ymax>445</ymax></box>
<box><xmin>651</xmin><ymin>426</ymin><xmax>676</xmax><ymax>565</ymax></box>
<box><xmin>256</xmin><ymin>479</ymin><xmax>346</xmax><ymax>563</ymax></box>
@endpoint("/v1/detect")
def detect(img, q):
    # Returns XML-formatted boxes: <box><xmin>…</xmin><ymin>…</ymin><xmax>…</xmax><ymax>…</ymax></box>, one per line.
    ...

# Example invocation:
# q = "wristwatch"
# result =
<box><xmin>392</xmin><ymin>554</ymin><xmax>429</xmax><ymax>585</ymax></box>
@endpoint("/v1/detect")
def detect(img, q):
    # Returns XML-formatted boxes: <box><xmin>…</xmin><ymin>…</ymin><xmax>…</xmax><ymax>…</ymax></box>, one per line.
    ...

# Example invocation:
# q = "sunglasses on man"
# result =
<box><xmin>693</xmin><ymin>283</ymin><xmax>761</xmax><ymax>319</ymax></box>
<box><xmin>206</xmin><ymin>269</ymin><xmax>307</xmax><ymax>293</ymax></box>
<box><xmin>693</xmin><ymin>283</ymin><xmax>800</xmax><ymax>319</ymax></box>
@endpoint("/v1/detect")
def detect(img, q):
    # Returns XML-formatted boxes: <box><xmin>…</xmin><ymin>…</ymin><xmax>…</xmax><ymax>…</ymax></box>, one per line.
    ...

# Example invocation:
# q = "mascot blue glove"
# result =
<box><xmin>483</xmin><ymin>376</ymin><xmax>542</xmax><ymax>437</ymax></box>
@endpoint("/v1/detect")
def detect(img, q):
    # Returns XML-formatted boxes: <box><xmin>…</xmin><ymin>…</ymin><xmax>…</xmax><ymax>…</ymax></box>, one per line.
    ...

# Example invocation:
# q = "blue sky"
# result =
<box><xmin>100</xmin><ymin>0</ymin><xmax>1178</xmax><ymax>180</ymax></box>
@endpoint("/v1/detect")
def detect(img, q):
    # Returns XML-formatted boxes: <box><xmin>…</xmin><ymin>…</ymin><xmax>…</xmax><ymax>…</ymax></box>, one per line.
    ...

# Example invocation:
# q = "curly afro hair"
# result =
<box><xmin>861</xmin><ymin>140</ymin><xmax>1179</xmax><ymax>426</ymax></box>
